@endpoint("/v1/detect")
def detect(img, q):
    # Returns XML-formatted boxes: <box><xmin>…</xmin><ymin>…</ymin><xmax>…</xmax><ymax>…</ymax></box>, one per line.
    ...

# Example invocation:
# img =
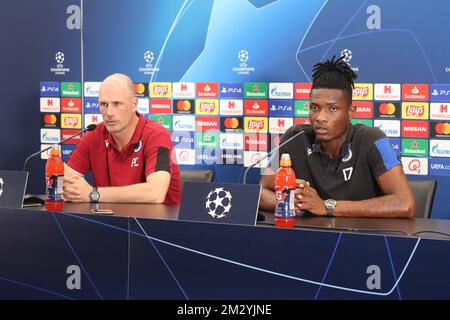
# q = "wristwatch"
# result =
<box><xmin>89</xmin><ymin>187</ymin><xmax>100</xmax><ymax>203</ymax></box>
<box><xmin>324</xmin><ymin>199</ymin><xmax>336</xmax><ymax>217</ymax></box>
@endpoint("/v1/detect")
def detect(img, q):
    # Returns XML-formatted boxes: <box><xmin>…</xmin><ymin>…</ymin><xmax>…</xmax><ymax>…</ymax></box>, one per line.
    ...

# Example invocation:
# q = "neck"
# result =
<box><xmin>111</xmin><ymin>114</ymin><xmax>140</xmax><ymax>151</ymax></box>
<box><xmin>321</xmin><ymin>125</ymin><xmax>350</xmax><ymax>158</ymax></box>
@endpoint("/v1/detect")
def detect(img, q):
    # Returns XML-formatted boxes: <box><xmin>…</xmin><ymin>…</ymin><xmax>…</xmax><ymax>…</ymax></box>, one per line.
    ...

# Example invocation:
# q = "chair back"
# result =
<box><xmin>409</xmin><ymin>180</ymin><xmax>437</xmax><ymax>218</ymax></box>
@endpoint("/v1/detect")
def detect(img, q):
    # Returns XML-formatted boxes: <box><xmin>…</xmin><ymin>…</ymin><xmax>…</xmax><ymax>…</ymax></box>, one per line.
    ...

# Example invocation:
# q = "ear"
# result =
<box><xmin>132</xmin><ymin>97</ymin><xmax>138</xmax><ymax>112</ymax></box>
<box><xmin>348</xmin><ymin>104</ymin><xmax>356</xmax><ymax>120</ymax></box>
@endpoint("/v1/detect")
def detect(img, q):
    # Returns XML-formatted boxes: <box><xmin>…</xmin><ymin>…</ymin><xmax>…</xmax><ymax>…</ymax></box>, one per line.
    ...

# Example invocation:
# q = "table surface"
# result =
<box><xmin>24</xmin><ymin>202</ymin><xmax>450</xmax><ymax>240</ymax></box>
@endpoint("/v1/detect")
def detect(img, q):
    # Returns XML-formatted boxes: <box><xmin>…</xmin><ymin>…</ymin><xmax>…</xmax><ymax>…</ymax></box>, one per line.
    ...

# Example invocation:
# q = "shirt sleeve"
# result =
<box><xmin>367</xmin><ymin>127</ymin><xmax>401</xmax><ymax>179</ymax></box>
<box><xmin>144</xmin><ymin>131</ymin><xmax>174</xmax><ymax>177</ymax></box>
<box><xmin>66</xmin><ymin>132</ymin><xmax>91</xmax><ymax>175</ymax></box>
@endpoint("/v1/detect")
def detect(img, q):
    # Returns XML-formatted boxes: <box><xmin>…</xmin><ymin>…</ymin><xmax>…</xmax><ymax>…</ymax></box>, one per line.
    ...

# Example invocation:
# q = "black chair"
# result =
<box><xmin>409</xmin><ymin>180</ymin><xmax>437</xmax><ymax>219</ymax></box>
<box><xmin>180</xmin><ymin>170</ymin><xmax>215</xmax><ymax>184</ymax></box>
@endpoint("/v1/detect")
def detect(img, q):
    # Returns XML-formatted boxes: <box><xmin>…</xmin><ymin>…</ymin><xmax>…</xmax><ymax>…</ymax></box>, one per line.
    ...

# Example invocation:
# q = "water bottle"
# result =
<box><xmin>45</xmin><ymin>144</ymin><xmax>64</xmax><ymax>211</ymax></box>
<box><xmin>274</xmin><ymin>153</ymin><xmax>296</xmax><ymax>228</ymax></box>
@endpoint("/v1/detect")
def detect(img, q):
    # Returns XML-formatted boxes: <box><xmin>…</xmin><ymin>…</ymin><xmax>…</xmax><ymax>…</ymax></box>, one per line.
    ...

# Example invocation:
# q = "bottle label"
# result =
<box><xmin>46</xmin><ymin>175</ymin><xmax>64</xmax><ymax>201</ymax></box>
<box><xmin>275</xmin><ymin>188</ymin><xmax>296</xmax><ymax>218</ymax></box>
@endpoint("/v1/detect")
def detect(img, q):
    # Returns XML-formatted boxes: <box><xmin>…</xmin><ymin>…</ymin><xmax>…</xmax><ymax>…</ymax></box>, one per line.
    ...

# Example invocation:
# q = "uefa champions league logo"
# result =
<box><xmin>51</xmin><ymin>51</ymin><xmax>70</xmax><ymax>75</ymax></box>
<box><xmin>340</xmin><ymin>49</ymin><xmax>352</xmax><ymax>63</ymax></box>
<box><xmin>139</xmin><ymin>50</ymin><xmax>159</xmax><ymax>75</ymax></box>
<box><xmin>233</xmin><ymin>49</ymin><xmax>255</xmax><ymax>75</ymax></box>
<box><xmin>55</xmin><ymin>52</ymin><xmax>65</xmax><ymax>64</ymax></box>
<box><xmin>144</xmin><ymin>50</ymin><xmax>154</xmax><ymax>64</ymax></box>
<box><xmin>238</xmin><ymin>50</ymin><xmax>249</xmax><ymax>63</ymax></box>
<box><xmin>0</xmin><ymin>177</ymin><xmax>4</xmax><ymax>197</ymax></box>
<box><xmin>205</xmin><ymin>187</ymin><xmax>232</xmax><ymax>219</ymax></box>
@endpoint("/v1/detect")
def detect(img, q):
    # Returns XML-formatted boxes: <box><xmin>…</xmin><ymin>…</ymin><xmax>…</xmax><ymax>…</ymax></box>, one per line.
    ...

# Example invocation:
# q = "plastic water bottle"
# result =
<box><xmin>274</xmin><ymin>153</ymin><xmax>296</xmax><ymax>228</ymax></box>
<box><xmin>45</xmin><ymin>144</ymin><xmax>64</xmax><ymax>211</ymax></box>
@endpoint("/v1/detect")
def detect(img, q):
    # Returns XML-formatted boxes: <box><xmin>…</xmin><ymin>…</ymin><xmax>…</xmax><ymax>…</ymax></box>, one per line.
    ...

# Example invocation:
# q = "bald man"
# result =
<box><xmin>63</xmin><ymin>73</ymin><xmax>181</xmax><ymax>204</ymax></box>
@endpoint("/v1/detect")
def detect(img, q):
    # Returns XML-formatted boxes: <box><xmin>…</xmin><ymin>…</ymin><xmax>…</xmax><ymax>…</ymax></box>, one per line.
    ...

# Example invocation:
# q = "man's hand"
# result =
<box><xmin>63</xmin><ymin>175</ymin><xmax>92</xmax><ymax>202</ymax></box>
<box><xmin>295</xmin><ymin>179</ymin><xmax>327</xmax><ymax>216</ymax></box>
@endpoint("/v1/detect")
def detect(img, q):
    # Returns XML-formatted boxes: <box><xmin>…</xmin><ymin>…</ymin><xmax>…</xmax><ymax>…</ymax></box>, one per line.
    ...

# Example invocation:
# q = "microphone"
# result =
<box><xmin>242</xmin><ymin>127</ymin><xmax>306</xmax><ymax>184</ymax></box>
<box><xmin>23</xmin><ymin>124</ymin><xmax>97</xmax><ymax>171</ymax></box>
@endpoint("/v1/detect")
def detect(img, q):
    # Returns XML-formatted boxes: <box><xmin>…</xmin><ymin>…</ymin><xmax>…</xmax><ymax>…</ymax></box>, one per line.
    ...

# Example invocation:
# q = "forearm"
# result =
<box><xmin>98</xmin><ymin>182</ymin><xmax>167</xmax><ymax>204</ymax></box>
<box><xmin>259</xmin><ymin>187</ymin><xmax>277</xmax><ymax>212</ymax></box>
<box><xmin>334</xmin><ymin>194</ymin><xmax>415</xmax><ymax>218</ymax></box>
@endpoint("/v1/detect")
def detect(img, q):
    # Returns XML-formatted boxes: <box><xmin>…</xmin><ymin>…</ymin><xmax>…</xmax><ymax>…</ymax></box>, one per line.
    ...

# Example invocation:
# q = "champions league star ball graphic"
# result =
<box><xmin>238</xmin><ymin>50</ymin><xmax>249</xmax><ymax>63</ymax></box>
<box><xmin>340</xmin><ymin>49</ymin><xmax>352</xmax><ymax>63</ymax></box>
<box><xmin>144</xmin><ymin>50</ymin><xmax>154</xmax><ymax>63</ymax></box>
<box><xmin>205</xmin><ymin>187</ymin><xmax>232</xmax><ymax>219</ymax></box>
<box><xmin>55</xmin><ymin>51</ymin><xmax>65</xmax><ymax>64</ymax></box>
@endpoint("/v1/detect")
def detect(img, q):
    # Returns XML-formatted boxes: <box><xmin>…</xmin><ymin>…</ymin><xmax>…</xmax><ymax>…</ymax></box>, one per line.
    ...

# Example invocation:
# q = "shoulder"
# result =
<box><xmin>142</xmin><ymin>118</ymin><xmax>173</xmax><ymax>144</ymax></box>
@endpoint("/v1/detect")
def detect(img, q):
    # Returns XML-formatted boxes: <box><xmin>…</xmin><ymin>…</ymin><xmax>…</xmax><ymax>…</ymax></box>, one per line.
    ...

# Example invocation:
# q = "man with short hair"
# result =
<box><xmin>260</xmin><ymin>56</ymin><xmax>415</xmax><ymax>218</ymax></box>
<box><xmin>63</xmin><ymin>73</ymin><xmax>181</xmax><ymax>204</ymax></box>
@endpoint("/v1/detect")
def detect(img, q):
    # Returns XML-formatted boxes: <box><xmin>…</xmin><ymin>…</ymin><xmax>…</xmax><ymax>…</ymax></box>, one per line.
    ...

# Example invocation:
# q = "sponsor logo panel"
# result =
<box><xmin>149</xmin><ymin>82</ymin><xmax>171</xmax><ymax>98</ymax></box>
<box><xmin>401</xmin><ymin>102</ymin><xmax>429</xmax><ymax>120</ymax></box>
<box><xmin>40</xmin><ymin>82</ymin><xmax>60</xmax><ymax>97</ymax></box>
<box><xmin>196</xmin><ymin>99</ymin><xmax>219</xmax><ymax>115</ymax></box>
<box><xmin>219</xmin><ymin>99</ymin><xmax>243</xmax><ymax>116</ymax></box>
<box><xmin>219</xmin><ymin>83</ymin><xmax>244</xmax><ymax>98</ymax></box>
<box><xmin>40</xmin><ymin>128</ymin><xmax>61</xmax><ymax>144</ymax></box>
<box><xmin>374</xmin><ymin>83</ymin><xmax>401</xmax><ymax>101</ymax></box>
<box><xmin>245</xmin><ymin>133</ymin><xmax>268</xmax><ymax>151</ymax></box>
<box><xmin>195</xmin><ymin>148</ymin><xmax>220</xmax><ymax>165</ymax></box>
<box><xmin>374</xmin><ymin>102</ymin><xmax>401</xmax><ymax>118</ymax></box>
<box><xmin>173</xmin><ymin>99</ymin><xmax>195</xmax><ymax>114</ymax></box>
<box><xmin>148</xmin><ymin>115</ymin><xmax>172</xmax><ymax>131</ymax></box>
<box><xmin>61</xmin><ymin>98</ymin><xmax>82</xmax><ymax>113</ymax></box>
<box><xmin>352</xmin><ymin>83</ymin><xmax>373</xmax><ymax>100</ymax></box>
<box><xmin>353</xmin><ymin>101</ymin><xmax>373</xmax><ymax>118</ymax></box>
<box><xmin>429</xmin><ymin>158</ymin><xmax>450</xmax><ymax>176</ymax></box>
<box><xmin>430</xmin><ymin>121</ymin><xmax>450</xmax><ymax>138</ymax></box>
<box><xmin>220</xmin><ymin>133</ymin><xmax>244</xmax><ymax>150</ymax></box>
<box><xmin>150</xmin><ymin>99</ymin><xmax>171</xmax><ymax>114</ymax></box>
<box><xmin>402</xmin><ymin>84</ymin><xmax>429</xmax><ymax>101</ymax></box>
<box><xmin>430</xmin><ymin>139</ymin><xmax>450</xmax><ymax>157</ymax></box>
<box><xmin>269</xmin><ymin>83</ymin><xmax>293</xmax><ymax>99</ymax></box>
<box><xmin>172</xmin><ymin>115</ymin><xmax>195</xmax><ymax>132</ymax></box>
<box><xmin>137</xmin><ymin>98</ymin><xmax>149</xmax><ymax>114</ymax></box>
<box><xmin>195</xmin><ymin>132</ymin><xmax>219</xmax><ymax>149</ymax></box>
<box><xmin>220</xmin><ymin>117</ymin><xmax>243</xmax><ymax>132</ymax></box>
<box><xmin>373</xmin><ymin>119</ymin><xmax>400</xmax><ymax>137</ymax></box>
<box><xmin>244</xmin><ymin>117</ymin><xmax>268</xmax><ymax>133</ymax></box>
<box><xmin>430</xmin><ymin>103</ymin><xmax>450</xmax><ymax>120</ymax></box>
<box><xmin>294</xmin><ymin>100</ymin><xmax>310</xmax><ymax>117</ymax></box>
<box><xmin>84</xmin><ymin>114</ymin><xmax>103</xmax><ymax>127</ymax></box>
<box><xmin>40</xmin><ymin>98</ymin><xmax>60</xmax><ymax>113</ymax></box>
<box><xmin>294</xmin><ymin>83</ymin><xmax>312</xmax><ymax>99</ymax></box>
<box><xmin>269</xmin><ymin>117</ymin><xmax>293</xmax><ymax>134</ymax></box>
<box><xmin>401</xmin><ymin>120</ymin><xmax>428</xmax><ymax>138</ymax></box>
<box><xmin>244</xmin><ymin>100</ymin><xmax>268</xmax><ymax>116</ymax></box>
<box><xmin>61</xmin><ymin>113</ymin><xmax>82</xmax><ymax>129</ymax></box>
<box><xmin>196</xmin><ymin>82</ymin><xmax>218</xmax><ymax>98</ymax></box>
<box><xmin>196</xmin><ymin>116</ymin><xmax>219</xmax><ymax>132</ymax></box>
<box><xmin>244</xmin><ymin>83</ymin><xmax>268</xmax><ymax>99</ymax></box>
<box><xmin>41</xmin><ymin>113</ymin><xmax>60</xmax><ymax>128</ymax></box>
<box><xmin>401</xmin><ymin>138</ymin><xmax>428</xmax><ymax>156</ymax></box>
<box><xmin>175</xmin><ymin>149</ymin><xmax>196</xmax><ymax>165</ymax></box>
<box><xmin>84</xmin><ymin>98</ymin><xmax>100</xmax><ymax>114</ymax></box>
<box><xmin>172</xmin><ymin>82</ymin><xmax>195</xmax><ymax>98</ymax></box>
<box><xmin>61</xmin><ymin>129</ymin><xmax>82</xmax><ymax>145</ymax></box>
<box><xmin>172</xmin><ymin>131</ymin><xmax>194</xmax><ymax>149</ymax></box>
<box><xmin>430</xmin><ymin>84</ymin><xmax>450</xmax><ymax>102</ymax></box>
<box><xmin>244</xmin><ymin>151</ymin><xmax>268</xmax><ymax>168</ymax></box>
<box><xmin>401</xmin><ymin>157</ymin><xmax>428</xmax><ymax>175</ymax></box>
<box><xmin>84</xmin><ymin>82</ymin><xmax>101</xmax><ymax>97</ymax></box>
<box><xmin>60</xmin><ymin>82</ymin><xmax>81</xmax><ymax>97</ymax></box>
<box><xmin>134</xmin><ymin>82</ymin><xmax>149</xmax><ymax>97</ymax></box>
<box><xmin>268</xmin><ymin>100</ymin><xmax>294</xmax><ymax>117</ymax></box>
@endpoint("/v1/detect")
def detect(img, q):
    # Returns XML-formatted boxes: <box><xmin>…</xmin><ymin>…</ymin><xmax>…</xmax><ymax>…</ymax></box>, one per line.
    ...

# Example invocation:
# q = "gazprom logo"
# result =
<box><xmin>84</xmin><ymin>82</ymin><xmax>101</xmax><ymax>97</ymax></box>
<box><xmin>269</xmin><ymin>83</ymin><xmax>293</xmax><ymax>99</ymax></box>
<box><xmin>173</xmin><ymin>116</ymin><xmax>195</xmax><ymax>131</ymax></box>
<box><xmin>430</xmin><ymin>140</ymin><xmax>450</xmax><ymax>157</ymax></box>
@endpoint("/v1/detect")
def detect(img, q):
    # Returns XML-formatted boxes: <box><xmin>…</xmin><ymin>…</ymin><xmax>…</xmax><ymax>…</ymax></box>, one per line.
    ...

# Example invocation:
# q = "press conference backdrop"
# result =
<box><xmin>2</xmin><ymin>0</ymin><xmax>450</xmax><ymax>218</ymax></box>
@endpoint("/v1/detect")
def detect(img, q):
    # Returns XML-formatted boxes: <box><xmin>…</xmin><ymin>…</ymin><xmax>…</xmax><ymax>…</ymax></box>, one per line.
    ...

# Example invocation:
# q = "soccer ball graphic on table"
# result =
<box><xmin>144</xmin><ymin>50</ymin><xmax>154</xmax><ymax>63</ymax></box>
<box><xmin>55</xmin><ymin>51</ymin><xmax>65</xmax><ymax>64</ymax></box>
<box><xmin>205</xmin><ymin>187</ymin><xmax>232</xmax><ymax>219</ymax></box>
<box><xmin>238</xmin><ymin>50</ymin><xmax>249</xmax><ymax>63</ymax></box>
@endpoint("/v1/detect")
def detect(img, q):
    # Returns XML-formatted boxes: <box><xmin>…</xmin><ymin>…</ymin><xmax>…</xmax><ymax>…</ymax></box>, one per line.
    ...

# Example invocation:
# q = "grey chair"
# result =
<box><xmin>180</xmin><ymin>170</ymin><xmax>215</xmax><ymax>184</ymax></box>
<box><xmin>409</xmin><ymin>180</ymin><xmax>437</xmax><ymax>219</ymax></box>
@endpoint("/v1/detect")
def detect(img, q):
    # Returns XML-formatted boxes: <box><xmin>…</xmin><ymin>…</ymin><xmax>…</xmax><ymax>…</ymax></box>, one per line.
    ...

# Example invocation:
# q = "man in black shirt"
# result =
<box><xmin>259</xmin><ymin>56</ymin><xmax>415</xmax><ymax>218</ymax></box>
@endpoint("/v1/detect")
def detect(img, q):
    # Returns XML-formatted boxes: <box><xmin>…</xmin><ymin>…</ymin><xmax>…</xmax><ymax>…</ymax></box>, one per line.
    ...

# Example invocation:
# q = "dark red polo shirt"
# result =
<box><xmin>67</xmin><ymin>113</ymin><xmax>181</xmax><ymax>204</ymax></box>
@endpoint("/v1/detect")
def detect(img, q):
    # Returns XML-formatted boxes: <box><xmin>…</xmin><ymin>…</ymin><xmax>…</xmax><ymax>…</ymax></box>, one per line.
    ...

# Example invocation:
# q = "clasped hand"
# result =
<box><xmin>63</xmin><ymin>175</ymin><xmax>91</xmax><ymax>202</ymax></box>
<box><xmin>294</xmin><ymin>179</ymin><xmax>326</xmax><ymax>216</ymax></box>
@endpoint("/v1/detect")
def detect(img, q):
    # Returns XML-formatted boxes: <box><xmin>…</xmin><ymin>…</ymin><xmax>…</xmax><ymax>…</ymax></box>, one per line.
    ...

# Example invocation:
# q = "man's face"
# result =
<box><xmin>98</xmin><ymin>79</ymin><xmax>137</xmax><ymax>134</ymax></box>
<box><xmin>309</xmin><ymin>88</ymin><xmax>354</xmax><ymax>143</ymax></box>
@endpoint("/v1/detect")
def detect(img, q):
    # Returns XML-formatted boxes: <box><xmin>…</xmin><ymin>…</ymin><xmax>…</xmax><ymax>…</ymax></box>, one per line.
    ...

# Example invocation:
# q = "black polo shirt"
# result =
<box><xmin>278</xmin><ymin>124</ymin><xmax>400</xmax><ymax>201</ymax></box>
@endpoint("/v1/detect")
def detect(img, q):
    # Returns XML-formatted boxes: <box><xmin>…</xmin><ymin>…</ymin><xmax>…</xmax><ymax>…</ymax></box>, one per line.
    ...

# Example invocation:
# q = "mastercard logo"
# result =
<box><xmin>379</xmin><ymin>103</ymin><xmax>396</xmax><ymax>115</ymax></box>
<box><xmin>44</xmin><ymin>114</ymin><xmax>57</xmax><ymax>125</ymax></box>
<box><xmin>224</xmin><ymin>117</ymin><xmax>239</xmax><ymax>129</ymax></box>
<box><xmin>134</xmin><ymin>83</ymin><xmax>146</xmax><ymax>94</ymax></box>
<box><xmin>435</xmin><ymin>123</ymin><xmax>450</xmax><ymax>135</ymax></box>
<box><xmin>177</xmin><ymin>100</ymin><xmax>191</xmax><ymax>111</ymax></box>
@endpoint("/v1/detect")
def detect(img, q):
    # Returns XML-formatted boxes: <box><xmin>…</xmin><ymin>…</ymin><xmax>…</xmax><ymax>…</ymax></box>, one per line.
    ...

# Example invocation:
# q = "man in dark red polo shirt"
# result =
<box><xmin>63</xmin><ymin>73</ymin><xmax>181</xmax><ymax>204</ymax></box>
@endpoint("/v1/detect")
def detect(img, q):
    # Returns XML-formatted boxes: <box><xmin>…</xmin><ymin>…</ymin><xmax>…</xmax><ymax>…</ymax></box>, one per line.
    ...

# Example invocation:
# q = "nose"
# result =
<box><xmin>314</xmin><ymin>109</ymin><xmax>327</xmax><ymax>124</ymax></box>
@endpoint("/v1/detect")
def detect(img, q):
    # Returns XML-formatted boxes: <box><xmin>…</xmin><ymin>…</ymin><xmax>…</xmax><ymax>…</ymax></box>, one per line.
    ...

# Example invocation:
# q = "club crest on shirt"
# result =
<box><xmin>342</xmin><ymin>144</ymin><xmax>352</xmax><ymax>162</ymax></box>
<box><xmin>307</xmin><ymin>146</ymin><xmax>313</xmax><ymax>156</ymax></box>
<box><xmin>104</xmin><ymin>140</ymin><xmax>109</xmax><ymax>148</ymax></box>
<box><xmin>134</xmin><ymin>140</ymin><xmax>142</xmax><ymax>152</ymax></box>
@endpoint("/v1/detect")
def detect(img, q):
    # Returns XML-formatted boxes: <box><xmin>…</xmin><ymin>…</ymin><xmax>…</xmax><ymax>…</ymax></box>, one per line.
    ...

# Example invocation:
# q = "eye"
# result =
<box><xmin>310</xmin><ymin>105</ymin><xmax>318</xmax><ymax>111</ymax></box>
<box><xmin>330</xmin><ymin>106</ymin><xmax>337</xmax><ymax>111</ymax></box>
<box><xmin>99</xmin><ymin>101</ymin><xmax>108</xmax><ymax>108</ymax></box>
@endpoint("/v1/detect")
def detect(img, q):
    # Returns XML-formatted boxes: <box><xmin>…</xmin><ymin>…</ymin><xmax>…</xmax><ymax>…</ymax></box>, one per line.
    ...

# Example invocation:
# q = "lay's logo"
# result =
<box><xmin>61</xmin><ymin>114</ymin><xmax>82</xmax><ymax>129</ymax></box>
<box><xmin>352</xmin><ymin>83</ymin><xmax>373</xmax><ymax>100</ymax></box>
<box><xmin>402</xmin><ymin>102</ymin><xmax>429</xmax><ymax>119</ymax></box>
<box><xmin>196</xmin><ymin>99</ymin><xmax>219</xmax><ymax>115</ymax></box>
<box><xmin>149</xmin><ymin>82</ymin><xmax>171</xmax><ymax>98</ymax></box>
<box><xmin>244</xmin><ymin>117</ymin><xmax>268</xmax><ymax>133</ymax></box>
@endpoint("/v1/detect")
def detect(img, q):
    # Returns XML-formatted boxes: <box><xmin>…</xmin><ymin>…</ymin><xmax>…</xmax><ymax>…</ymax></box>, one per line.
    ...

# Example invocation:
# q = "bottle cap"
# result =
<box><xmin>50</xmin><ymin>144</ymin><xmax>61</xmax><ymax>156</ymax></box>
<box><xmin>280</xmin><ymin>153</ymin><xmax>291</xmax><ymax>167</ymax></box>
